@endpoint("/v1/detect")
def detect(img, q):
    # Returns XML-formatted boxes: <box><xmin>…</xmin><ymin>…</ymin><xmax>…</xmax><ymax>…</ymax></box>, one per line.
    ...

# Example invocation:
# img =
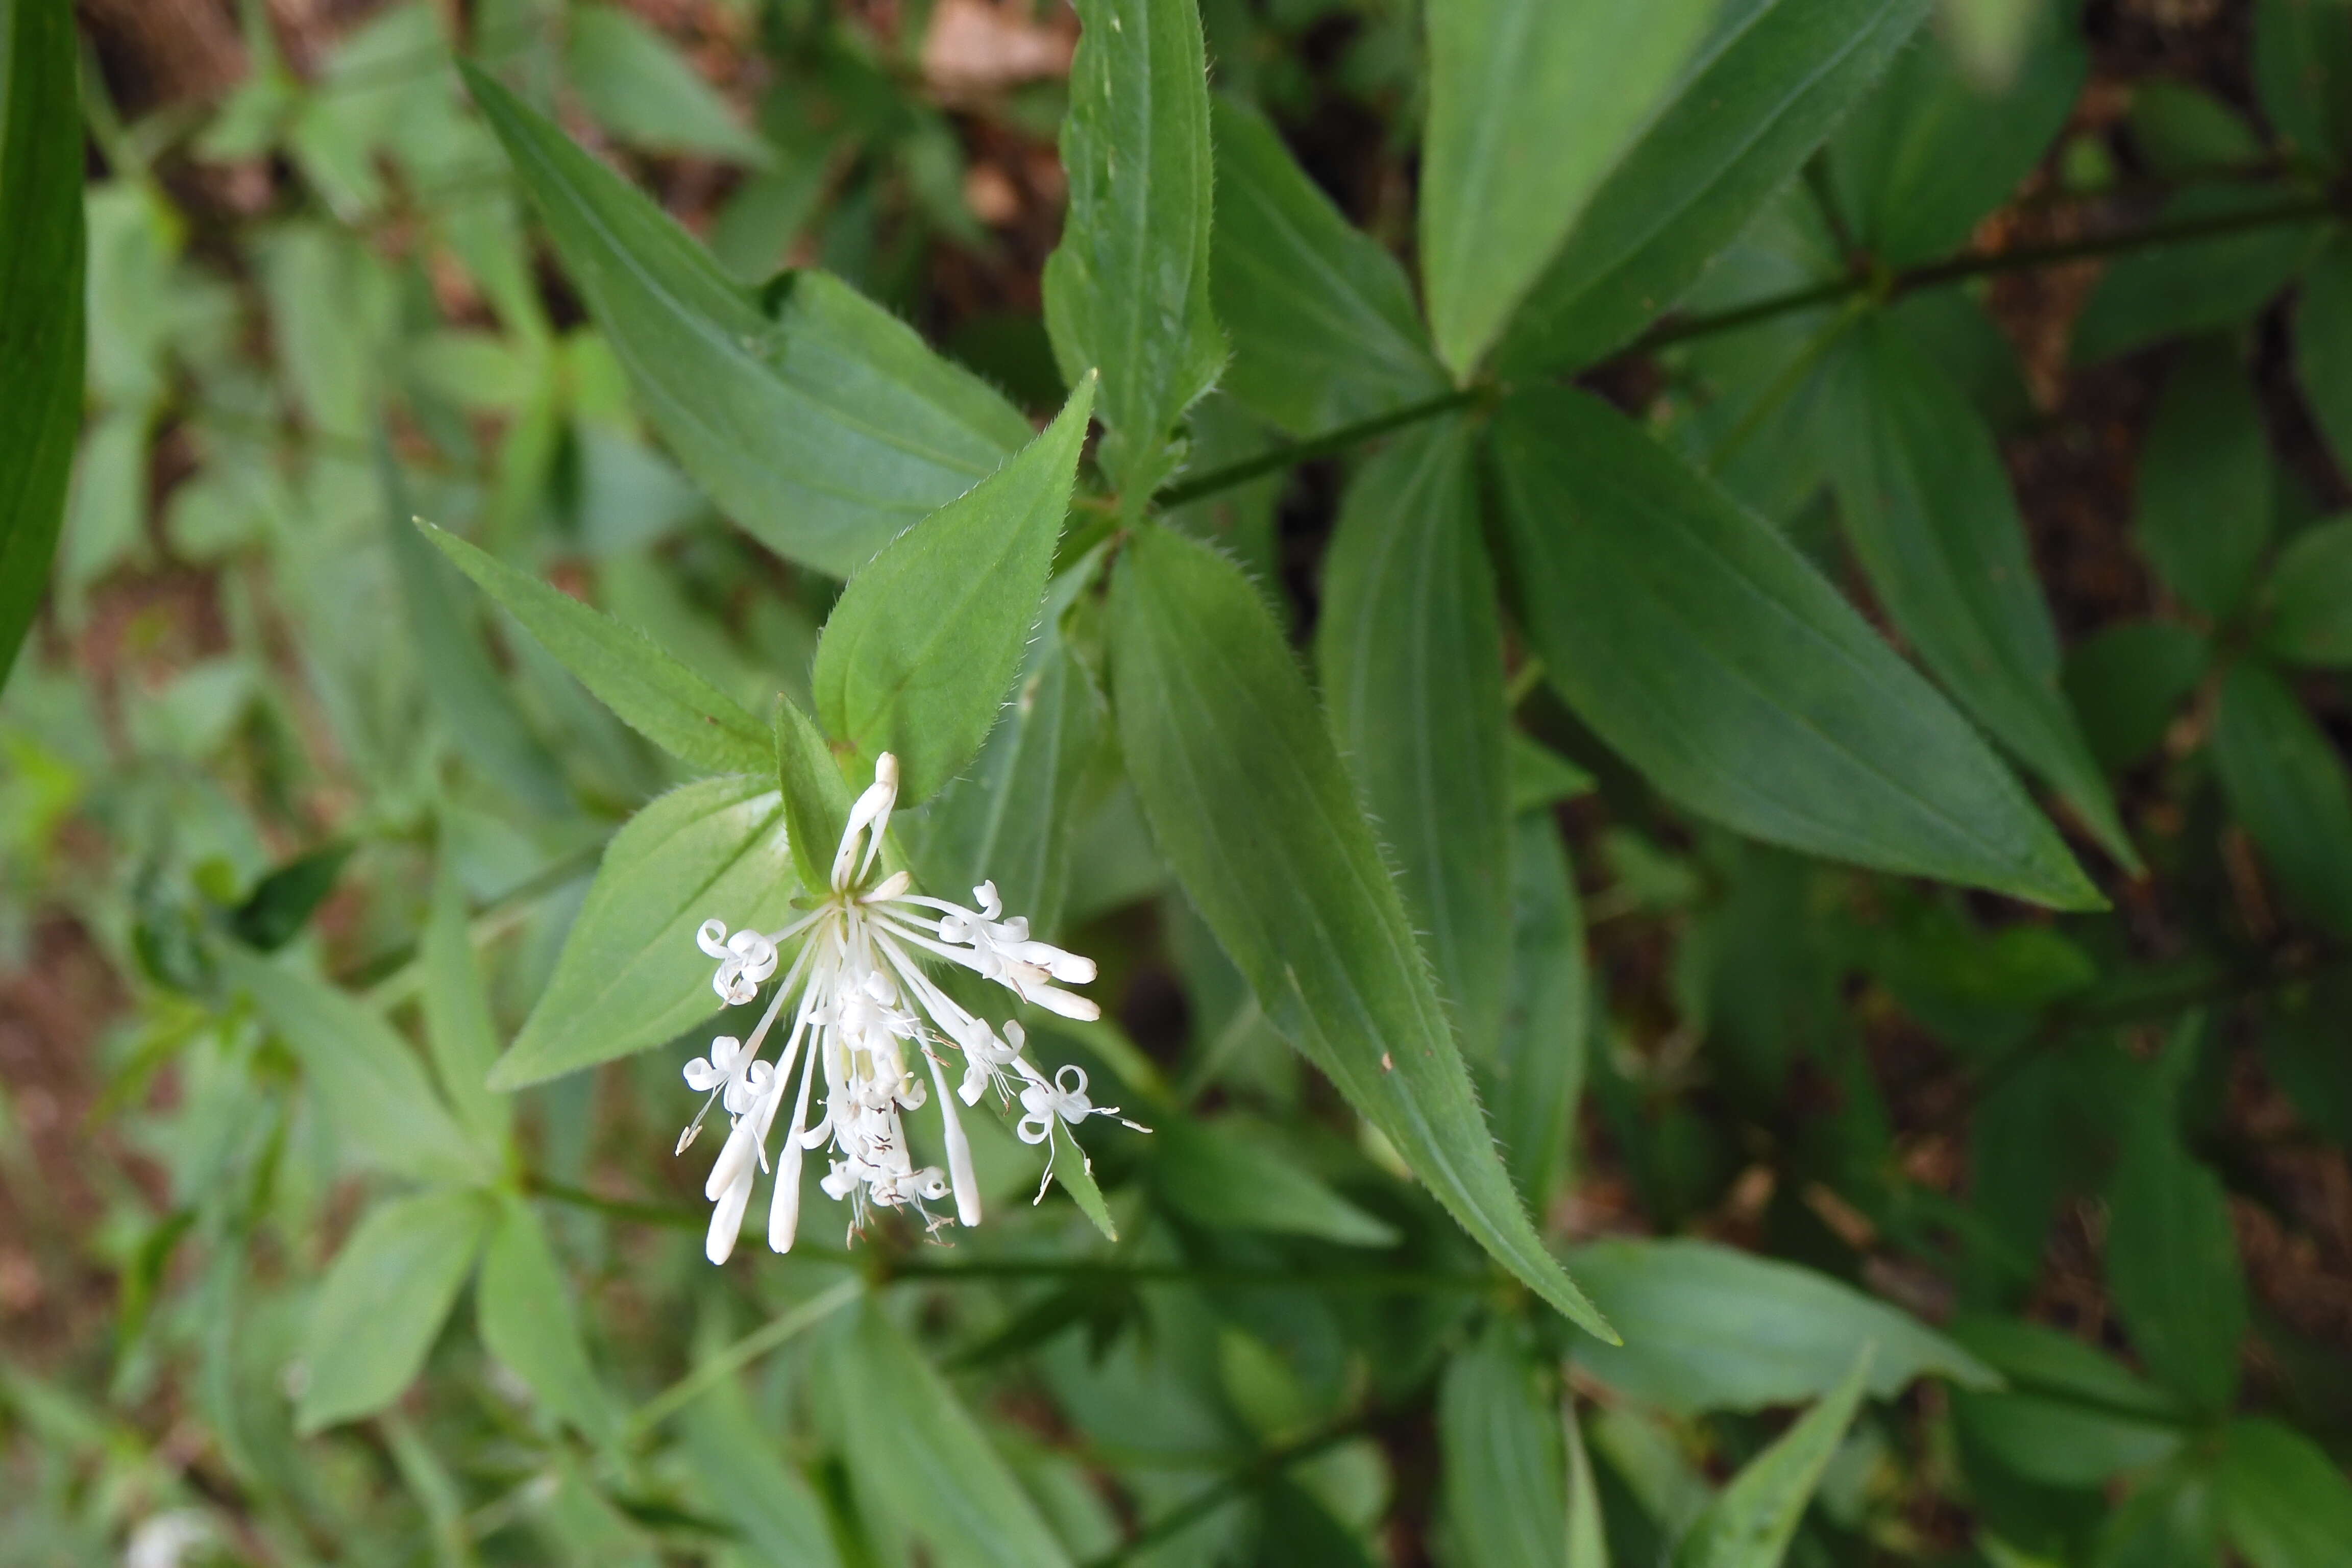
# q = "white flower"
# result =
<box><xmin>126</xmin><ymin>1511</ymin><xmax>212</xmax><ymax>1568</ymax></box>
<box><xmin>682</xmin><ymin>752</ymin><xmax>1143</xmax><ymax>1262</ymax></box>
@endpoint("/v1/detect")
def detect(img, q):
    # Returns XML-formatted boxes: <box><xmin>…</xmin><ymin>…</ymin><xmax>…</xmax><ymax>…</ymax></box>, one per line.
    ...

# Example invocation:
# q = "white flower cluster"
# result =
<box><xmin>683</xmin><ymin>753</ymin><xmax>1140</xmax><ymax>1262</ymax></box>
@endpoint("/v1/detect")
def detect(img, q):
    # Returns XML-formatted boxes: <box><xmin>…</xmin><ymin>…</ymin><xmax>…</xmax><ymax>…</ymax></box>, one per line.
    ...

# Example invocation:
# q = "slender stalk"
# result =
<box><xmin>1149</xmin><ymin>192</ymin><xmax>2339</xmax><ymax>512</ymax></box>
<box><xmin>625</xmin><ymin>1277</ymin><xmax>865</xmax><ymax>1439</ymax></box>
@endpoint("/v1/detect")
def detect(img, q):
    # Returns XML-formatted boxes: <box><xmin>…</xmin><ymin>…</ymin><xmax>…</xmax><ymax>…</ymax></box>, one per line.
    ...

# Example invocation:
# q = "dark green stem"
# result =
<box><xmin>1150</xmin><ymin>193</ymin><xmax>2338</xmax><ymax>511</ymax></box>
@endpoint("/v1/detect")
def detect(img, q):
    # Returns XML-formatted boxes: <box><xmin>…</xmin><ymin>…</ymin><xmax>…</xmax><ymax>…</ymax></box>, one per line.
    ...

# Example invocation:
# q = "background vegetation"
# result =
<box><xmin>6</xmin><ymin>0</ymin><xmax>2352</xmax><ymax>1563</ymax></box>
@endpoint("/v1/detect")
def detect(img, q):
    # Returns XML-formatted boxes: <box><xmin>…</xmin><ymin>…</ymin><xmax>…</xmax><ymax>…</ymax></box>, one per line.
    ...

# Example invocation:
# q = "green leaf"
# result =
<box><xmin>1829</xmin><ymin>12</ymin><xmax>2085</xmax><ymax>267</ymax></box>
<box><xmin>1952</xmin><ymin>1388</ymin><xmax>2182</xmax><ymax>1489</ymax></box>
<box><xmin>2212</xmin><ymin>662</ymin><xmax>2352</xmax><ymax>938</ymax></box>
<box><xmin>909</xmin><ymin>562</ymin><xmax>1104</xmax><ymax>938</ymax></box>
<box><xmin>833</xmin><ymin>1301</ymin><xmax>1074</xmax><ymax>1568</ymax></box>
<box><xmin>2072</xmin><ymin>185</ymin><xmax>2327</xmax><ymax>363</ymax></box>
<box><xmin>220</xmin><ymin>948</ymin><xmax>491</xmax><ymax>1185</ymax></box>
<box><xmin>228</xmin><ymin>842</ymin><xmax>355</xmax><ymax>954</ymax></box>
<box><xmin>1046</xmin><ymin>1117</ymin><xmax>1118</xmax><ymax>1243</ymax></box>
<box><xmin>2254</xmin><ymin>0</ymin><xmax>2352</xmax><ymax>168</ymax></box>
<box><xmin>297</xmin><ymin>1188</ymin><xmax>494</xmax><ymax>1432</ymax></box>
<box><xmin>565</xmin><ymin>4</ymin><xmax>770</xmax><ymax>165</ymax></box>
<box><xmin>1420</xmin><ymin>0</ymin><xmax>1714</xmax><ymax>376</ymax></box>
<box><xmin>1946</xmin><ymin>1315</ymin><xmax>2186</xmax><ymax>1419</ymax></box>
<box><xmin>477</xmin><ymin>1193</ymin><xmax>615</xmax><ymax>1442</ymax></box>
<box><xmin>1561</xmin><ymin>1238</ymin><xmax>1994</xmax><ymax>1415</ymax></box>
<box><xmin>2106</xmin><ymin>1089</ymin><xmax>2247</xmax><ymax>1414</ymax></box>
<box><xmin>2217</xmin><ymin>1417</ymin><xmax>2352</xmax><ymax>1568</ymax></box>
<box><xmin>2135</xmin><ymin>341</ymin><xmax>2274</xmax><ymax>620</ymax></box>
<box><xmin>1317</xmin><ymin>421</ymin><xmax>1510</xmax><ymax>1050</ymax></box>
<box><xmin>1671</xmin><ymin>1347</ymin><xmax>1871</xmax><ymax>1568</ymax></box>
<box><xmin>1488</xmin><ymin>812</ymin><xmax>1589</xmax><ymax>1210</ymax></box>
<box><xmin>382</xmin><ymin>452</ymin><xmax>571</xmax><ymax>812</ymax></box>
<box><xmin>1510</xmin><ymin>733</ymin><xmax>1598</xmax><ymax>815</ymax></box>
<box><xmin>1824</xmin><ymin>321</ymin><xmax>2134</xmax><ymax>868</ymax></box>
<box><xmin>422</xmin><ymin>522</ymin><xmax>768</xmax><ymax>774</ymax></box>
<box><xmin>2295</xmin><ymin>238</ymin><xmax>2352</xmax><ymax>479</ymax></box>
<box><xmin>464</xmin><ymin>64</ymin><xmax>1033</xmax><ymax>575</ymax></box>
<box><xmin>677</xmin><ymin>1333</ymin><xmax>843</xmax><ymax>1567</ymax></box>
<box><xmin>1108</xmin><ymin>523</ymin><xmax>1615</xmax><ymax>1340</ymax></box>
<box><xmin>422</xmin><ymin>864</ymin><xmax>512</xmax><ymax>1152</ymax></box>
<box><xmin>2262</xmin><ymin>517</ymin><xmax>2352</xmax><ymax>665</ymax></box>
<box><xmin>1207</xmin><ymin>94</ymin><xmax>1446</xmax><ymax>436</ymax></box>
<box><xmin>2062</xmin><ymin>621</ymin><xmax>2211</xmax><ymax>773</ymax></box>
<box><xmin>1567</xmin><ymin>1395</ymin><xmax>1609</xmax><ymax>1568</ymax></box>
<box><xmin>1043</xmin><ymin>0</ymin><xmax>1222</xmax><ymax>500</ymax></box>
<box><xmin>1493</xmin><ymin>0</ymin><xmax>1931</xmax><ymax>377</ymax></box>
<box><xmin>774</xmin><ymin>697</ymin><xmax>852</xmax><ymax>898</ymax></box>
<box><xmin>1154</xmin><ymin>1116</ymin><xmax>1399</xmax><ymax>1248</ymax></box>
<box><xmin>1491</xmin><ymin>387</ymin><xmax>2099</xmax><ymax>911</ymax></box>
<box><xmin>813</xmin><ymin>380</ymin><xmax>1095</xmax><ymax>806</ymax></box>
<box><xmin>489</xmin><ymin>774</ymin><xmax>800</xmax><ymax>1089</ymax></box>
<box><xmin>1439</xmin><ymin>1324</ymin><xmax>1566</xmax><ymax>1568</ymax></box>
<box><xmin>0</xmin><ymin>0</ymin><xmax>86</xmax><ymax>691</ymax></box>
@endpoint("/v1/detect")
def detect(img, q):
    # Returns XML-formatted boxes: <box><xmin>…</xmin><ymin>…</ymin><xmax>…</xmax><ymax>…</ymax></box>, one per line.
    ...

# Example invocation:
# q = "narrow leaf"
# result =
<box><xmin>1489</xmin><ymin>812</ymin><xmax>1589</xmax><ymax>1210</ymax></box>
<box><xmin>1154</xmin><ymin>1117</ymin><xmax>1399</xmax><ymax>1248</ymax></box>
<box><xmin>678</xmin><ymin>1334</ymin><xmax>843</xmax><ymax>1567</ymax></box>
<box><xmin>2072</xmin><ymin>185</ymin><xmax>2325</xmax><ymax>363</ymax></box>
<box><xmin>2212</xmin><ymin>662</ymin><xmax>2352</xmax><ymax>938</ymax></box>
<box><xmin>1317</xmin><ymin>420</ymin><xmax>1510</xmax><ymax>1050</ymax></box>
<box><xmin>2295</xmin><ymin>237</ymin><xmax>2352</xmax><ymax>478</ymax></box>
<box><xmin>775</xmin><ymin>697</ymin><xmax>852</xmax><ymax>897</ymax></box>
<box><xmin>565</xmin><ymin>3</ymin><xmax>770</xmax><ymax>164</ymax></box>
<box><xmin>464</xmin><ymin>64</ymin><xmax>1033</xmax><ymax>575</ymax></box>
<box><xmin>2218</xmin><ymin>1417</ymin><xmax>2352</xmax><ymax>1568</ymax></box>
<box><xmin>423</xmin><ymin>523</ymin><xmax>770</xmax><ymax>775</ymax></box>
<box><xmin>0</xmin><ymin>0</ymin><xmax>86</xmax><ymax>690</ymax></box>
<box><xmin>1043</xmin><ymin>0</ymin><xmax>1222</xmax><ymax>499</ymax></box>
<box><xmin>1563</xmin><ymin>1238</ymin><xmax>1994</xmax><ymax>1415</ymax></box>
<box><xmin>490</xmin><ymin>774</ymin><xmax>800</xmax><ymax>1088</ymax></box>
<box><xmin>2261</xmin><ymin>517</ymin><xmax>2352</xmax><ymax>666</ymax></box>
<box><xmin>1825</xmin><ymin>322</ymin><xmax>2134</xmax><ymax>868</ymax></box>
<box><xmin>220</xmin><ymin>948</ymin><xmax>491</xmax><ymax>1186</ymax></box>
<box><xmin>1420</xmin><ymin>0</ymin><xmax>1715</xmax><ymax>375</ymax></box>
<box><xmin>834</xmin><ymin>1301</ymin><xmax>1075</xmax><ymax>1568</ymax></box>
<box><xmin>1439</xmin><ymin>1325</ymin><xmax>1567</xmax><ymax>1568</ymax></box>
<box><xmin>477</xmin><ymin>1193</ymin><xmax>616</xmax><ymax>1442</ymax></box>
<box><xmin>1109</xmin><ymin>522</ymin><xmax>1615</xmax><ymax>1339</ymax></box>
<box><xmin>298</xmin><ymin>1188</ymin><xmax>494</xmax><ymax>1432</ymax></box>
<box><xmin>1492</xmin><ymin>387</ymin><xmax>2100</xmax><ymax>910</ymax></box>
<box><xmin>813</xmin><ymin>380</ymin><xmax>1095</xmax><ymax>806</ymax></box>
<box><xmin>2135</xmin><ymin>341</ymin><xmax>2274</xmax><ymax>620</ymax></box>
<box><xmin>1208</xmin><ymin>95</ymin><xmax>1446</xmax><ymax>436</ymax></box>
<box><xmin>422</xmin><ymin>864</ymin><xmax>512</xmax><ymax>1152</ymax></box>
<box><xmin>1671</xmin><ymin>1348</ymin><xmax>1872</xmax><ymax>1568</ymax></box>
<box><xmin>1047</xmin><ymin>1117</ymin><xmax>1118</xmax><ymax>1243</ymax></box>
<box><xmin>1494</xmin><ymin>0</ymin><xmax>1931</xmax><ymax>376</ymax></box>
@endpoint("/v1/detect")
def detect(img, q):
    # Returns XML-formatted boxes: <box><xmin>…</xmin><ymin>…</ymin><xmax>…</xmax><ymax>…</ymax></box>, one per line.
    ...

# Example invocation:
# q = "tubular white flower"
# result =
<box><xmin>680</xmin><ymin>751</ymin><xmax>1138</xmax><ymax>1259</ymax></box>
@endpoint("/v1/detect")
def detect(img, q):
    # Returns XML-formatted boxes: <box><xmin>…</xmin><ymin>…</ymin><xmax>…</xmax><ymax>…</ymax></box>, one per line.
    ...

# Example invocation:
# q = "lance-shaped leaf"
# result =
<box><xmin>298</xmin><ymin>1188</ymin><xmax>495</xmax><ymax>1432</ymax></box>
<box><xmin>814</xmin><ymin>380</ymin><xmax>1094</xmax><ymax>807</ymax></box>
<box><xmin>463</xmin><ymin>64</ymin><xmax>1033</xmax><ymax>576</ymax></box>
<box><xmin>489</xmin><ymin>775</ymin><xmax>802</xmax><ymax>1088</ymax></box>
<box><xmin>834</xmin><ymin>1301</ymin><xmax>1074</xmax><ymax>1568</ymax></box>
<box><xmin>1492</xmin><ymin>387</ymin><xmax>2099</xmax><ymax>911</ymax></box>
<box><xmin>1208</xmin><ymin>95</ymin><xmax>1446</xmax><ymax>437</ymax></box>
<box><xmin>1494</xmin><ymin>0</ymin><xmax>1931</xmax><ymax>376</ymax></box>
<box><xmin>1439</xmin><ymin>1325</ymin><xmax>1567</xmax><ymax>1568</ymax></box>
<box><xmin>1042</xmin><ymin>0</ymin><xmax>1222</xmax><ymax>499</ymax></box>
<box><xmin>2261</xmin><ymin>518</ymin><xmax>2352</xmax><ymax>666</ymax></box>
<box><xmin>422</xmin><ymin>865</ymin><xmax>513</xmax><ymax>1152</ymax></box>
<box><xmin>424</xmin><ymin>522</ymin><xmax>770</xmax><ymax>775</ymax></box>
<box><xmin>1154</xmin><ymin>1116</ymin><xmax>1399</xmax><ymax>1248</ymax></box>
<box><xmin>477</xmin><ymin>1193</ymin><xmax>616</xmax><ymax>1442</ymax></box>
<box><xmin>1489</xmin><ymin>812</ymin><xmax>1589</xmax><ymax>1210</ymax></box>
<box><xmin>1109</xmin><ymin>522</ymin><xmax>1614</xmax><ymax>1340</ymax></box>
<box><xmin>1672</xmin><ymin>1348</ymin><xmax>1872</xmax><ymax>1568</ymax></box>
<box><xmin>2107</xmin><ymin>1085</ymin><xmax>2247</xmax><ymax>1416</ymax></box>
<box><xmin>2213</xmin><ymin>662</ymin><xmax>2352</xmax><ymax>939</ymax></box>
<box><xmin>2136</xmin><ymin>341</ymin><xmax>2274</xmax><ymax>620</ymax></box>
<box><xmin>1420</xmin><ymin>0</ymin><xmax>1715</xmax><ymax>376</ymax></box>
<box><xmin>1824</xmin><ymin>323</ymin><xmax>2134</xmax><ymax>869</ymax></box>
<box><xmin>0</xmin><ymin>0</ymin><xmax>86</xmax><ymax>689</ymax></box>
<box><xmin>775</xmin><ymin>697</ymin><xmax>852</xmax><ymax>897</ymax></box>
<box><xmin>2218</xmin><ymin>1417</ymin><xmax>2352</xmax><ymax>1568</ymax></box>
<box><xmin>1562</xmin><ymin>1239</ymin><xmax>1994</xmax><ymax>1415</ymax></box>
<box><xmin>911</xmin><ymin>558</ymin><xmax>1106</xmax><ymax>937</ymax></box>
<box><xmin>220</xmin><ymin>948</ymin><xmax>491</xmax><ymax>1186</ymax></box>
<box><xmin>1318</xmin><ymin>421</ymin><xmax>1510</xmax><ymax>1051</ymax></box>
